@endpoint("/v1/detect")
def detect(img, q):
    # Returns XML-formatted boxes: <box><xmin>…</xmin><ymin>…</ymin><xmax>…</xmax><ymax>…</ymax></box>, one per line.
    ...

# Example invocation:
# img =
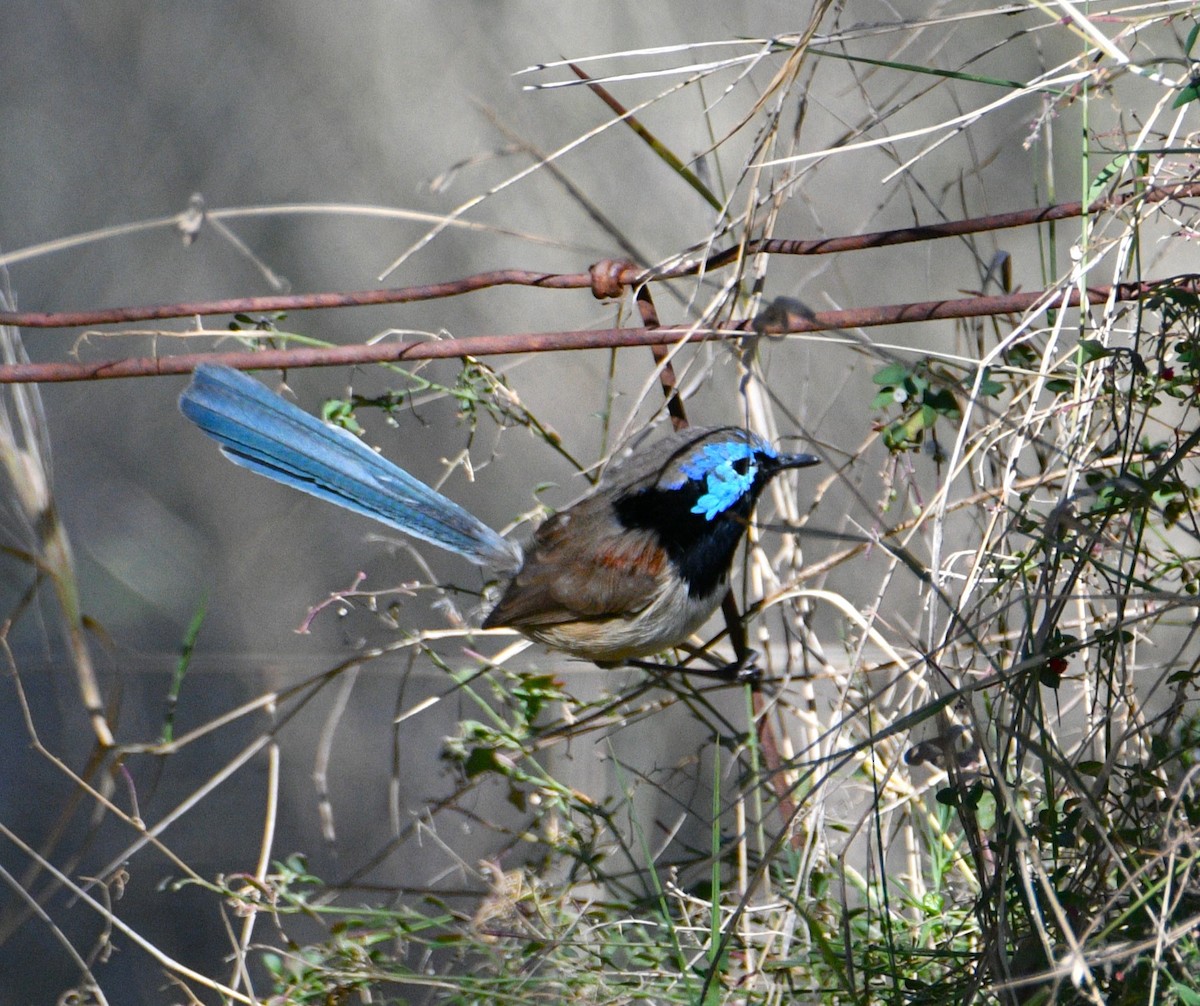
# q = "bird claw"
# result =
<box><xmin>717</xmin><ymin>650</ymin><xmax>762</xmax><ymax>685</ymax></box>
<box><xmin>624</xmin><ymin>650</ymin><xmax>764</xmax><ymax>686</ymax></box>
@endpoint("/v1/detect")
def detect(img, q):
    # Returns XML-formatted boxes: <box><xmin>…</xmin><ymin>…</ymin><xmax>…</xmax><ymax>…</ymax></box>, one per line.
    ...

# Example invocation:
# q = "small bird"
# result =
<box><xmin>180</xmin><ymin>364</ymin><xmax>819</xmax><ymax>673</ymax></box>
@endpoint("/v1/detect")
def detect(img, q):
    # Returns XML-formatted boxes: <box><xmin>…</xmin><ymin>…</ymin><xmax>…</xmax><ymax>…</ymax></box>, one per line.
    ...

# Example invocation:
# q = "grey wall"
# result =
<box><xmin>0</xmin><ymin>3</ymin><xmax>1172</xmax><ymax>1002</ymax></box>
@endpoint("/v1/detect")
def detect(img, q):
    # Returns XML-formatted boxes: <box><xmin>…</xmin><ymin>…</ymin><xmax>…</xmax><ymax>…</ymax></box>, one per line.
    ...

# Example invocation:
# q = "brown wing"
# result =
<box><xmin>482</xmin><ymin>508</ymin><xmax>667</xmax><ymax>630</ymax></box>
<box><xmin>483</xmin><ymin>425</ymin><xmax>748</xmax><ymax>632</ymax></box>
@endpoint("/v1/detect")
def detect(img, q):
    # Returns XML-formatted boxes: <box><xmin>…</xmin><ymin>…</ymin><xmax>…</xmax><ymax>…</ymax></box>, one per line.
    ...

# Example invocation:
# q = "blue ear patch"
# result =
<box><xmin>674</xmin><ymin>439</ymin><xmax>775</xmax><ymax>520</ymax></box>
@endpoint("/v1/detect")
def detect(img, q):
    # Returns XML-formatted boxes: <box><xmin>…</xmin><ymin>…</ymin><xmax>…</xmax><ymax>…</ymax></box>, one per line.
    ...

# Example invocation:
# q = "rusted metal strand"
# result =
<box><xmin>0</xmin><ymin>269</ymin><xmax>605</xmax><ymax>329</ymax></box>
<box><xmin>0</xmin><ymin>182</ymin><xmax>1195</xmax><ymax>332</ymax></box>
<box><xmin>744</xmin><ymin>277</ymin><xmax>1200</xmax><ymax>334</ymax></box>
<box><xmin>0</xmin><ymin>275</ymin><xmax>1193</xmax><ymax>385</ymax></box>
<box><xmin>704</xmin><ymin>178</ymin><xmax>1200</xmax><ymax>265</ymax></box>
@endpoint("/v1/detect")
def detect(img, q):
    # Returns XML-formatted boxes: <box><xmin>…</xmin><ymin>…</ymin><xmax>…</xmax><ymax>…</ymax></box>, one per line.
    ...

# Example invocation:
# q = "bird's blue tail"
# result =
<box><xmin>180</xmin><ymin>364</ymin><xmax>522</xmax><ymax>572</ymax></box>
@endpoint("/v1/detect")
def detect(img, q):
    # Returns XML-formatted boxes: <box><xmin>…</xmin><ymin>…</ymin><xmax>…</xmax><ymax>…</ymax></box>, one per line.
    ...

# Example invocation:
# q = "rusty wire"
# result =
<box><xmin>0</xmin><ymin>181</ymin><xmax>1196</xmax><ymax>383</ymax></box>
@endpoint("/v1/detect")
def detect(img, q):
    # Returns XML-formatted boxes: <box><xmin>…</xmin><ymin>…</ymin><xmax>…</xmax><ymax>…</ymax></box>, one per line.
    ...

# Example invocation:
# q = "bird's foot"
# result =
<box><xmin>623</xmin><ymin>650</ymin><xmax>763</xmax><ymax>687</ymax></box>
<box><xmin>715</xmin><ymin>650</ymin><xmax>762</xmax><ymax>684</ymax></box>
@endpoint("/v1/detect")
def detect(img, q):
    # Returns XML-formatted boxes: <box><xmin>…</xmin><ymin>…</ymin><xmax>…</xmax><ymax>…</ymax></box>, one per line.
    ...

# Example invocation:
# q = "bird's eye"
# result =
<box><xmin>732</xmin><ymin>456</ymin><xmax>751</xmax><ymax>476</ymax></box>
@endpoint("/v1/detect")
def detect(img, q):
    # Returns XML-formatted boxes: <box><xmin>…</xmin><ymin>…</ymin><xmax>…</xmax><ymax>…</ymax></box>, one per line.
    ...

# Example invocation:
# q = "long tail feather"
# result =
<box><xmin>179</xmin><ymin>365</ymin><xmax>522</xmax><ymax>572</ymax></box>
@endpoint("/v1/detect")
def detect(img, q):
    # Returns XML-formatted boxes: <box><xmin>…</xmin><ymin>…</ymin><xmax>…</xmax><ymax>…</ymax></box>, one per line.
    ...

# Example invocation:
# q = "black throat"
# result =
<box><xmin>614</xmin><ymin>484</ymin><xmax>759</xmax><ymax>599</ymax></box>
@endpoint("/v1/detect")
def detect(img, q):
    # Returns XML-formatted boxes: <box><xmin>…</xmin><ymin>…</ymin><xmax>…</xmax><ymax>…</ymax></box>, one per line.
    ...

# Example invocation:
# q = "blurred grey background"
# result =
<box><xmin>0</xmin><ymin>2</ymin><xmax>1179</xmax><ymax>1002</ymax></box>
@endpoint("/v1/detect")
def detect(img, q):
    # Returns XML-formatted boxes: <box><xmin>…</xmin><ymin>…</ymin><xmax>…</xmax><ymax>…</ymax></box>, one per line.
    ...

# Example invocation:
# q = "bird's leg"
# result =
<box><xmin>709</xmin><ymin>592</ymin><xmax>763</xmax><ymax>682</ymax></box>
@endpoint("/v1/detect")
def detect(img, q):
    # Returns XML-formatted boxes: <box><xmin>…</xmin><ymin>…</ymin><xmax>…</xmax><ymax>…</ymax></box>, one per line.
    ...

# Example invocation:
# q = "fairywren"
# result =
<box><xmin>180</xmin><ymin>365</ymin><xmax>819</xmax><ymax>670</ymax></box>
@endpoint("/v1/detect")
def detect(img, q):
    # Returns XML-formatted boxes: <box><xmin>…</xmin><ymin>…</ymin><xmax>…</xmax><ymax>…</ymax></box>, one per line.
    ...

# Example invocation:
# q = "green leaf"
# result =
<box><xmin>1174</xmin><ymin>76</ymin><xmax>1200</xmax><ymax>110</ymax></box>
<box><xmin>924</xmin><ymin>388</ymin><xmax>960</xmax><ymax>416</ymax></box>
<box><xmin>975</xmin><ymin>367</ymin><xmax>1004</xmax><ymax>397</ymax></box>
<box><xmin>1045</xmin><ymin>378</ymin><xmax>1074</xmax><ymax>393</ymax></box>
<box><xmin>873</xmin><ymin>363</ymin><xmax>909</xmax><ymax>386</ymax></box>
<box><xmin>699</xmin><ymin>973</ymin><xmax>726</xmax><ymax>1006</ymax></box>
<box><xmin>1186</xmin><ymin>22</ymin><xmax>1200</xmax><ymax>57</ymax></box>
<box><xmin>322</xmin><ymin>398</ymin><xmax>365</xmax><ymax>435</ymax></box>
<box><xmin>1078</xmin><ymin>339</ymin><xmax>1110</xmax><ymax>363</ymax></box>
<box><xmin>1087</xmin><ymin>154</ymin><xmax>1128</xmax><ymax>204</ymax></box>
<box><xmin>882</xmin><ymin>423</ymin><xmax>915</xmax><ymax>452</ymax></box>
<box><xmin>464</xmin><ymin>747</ymin><xmax>502</xmax><ymax>778</ymax></box>
<box><xmin>1170</xmin><ymin>980</ymin><xmax>1200</xmax><ymax>1006</ymax></box>
<box><xmin>160</xmin><ymin>600</ymin><xmax>206</xmax><ymax>745</ymax></box>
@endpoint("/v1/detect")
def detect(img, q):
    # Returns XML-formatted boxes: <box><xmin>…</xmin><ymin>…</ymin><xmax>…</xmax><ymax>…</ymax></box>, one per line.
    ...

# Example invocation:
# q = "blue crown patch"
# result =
<box><xmin>672</xmin><ymin>438</ymin><xmax>776</xmax><ymax>520</ymax></box>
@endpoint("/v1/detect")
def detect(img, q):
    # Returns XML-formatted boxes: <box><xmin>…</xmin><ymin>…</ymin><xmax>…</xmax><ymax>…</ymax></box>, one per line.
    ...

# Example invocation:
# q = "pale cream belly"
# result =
<box><xmin>520</xmin><ymin>576</ymin><xmax>726</xmax><ymax>663</ymax></box>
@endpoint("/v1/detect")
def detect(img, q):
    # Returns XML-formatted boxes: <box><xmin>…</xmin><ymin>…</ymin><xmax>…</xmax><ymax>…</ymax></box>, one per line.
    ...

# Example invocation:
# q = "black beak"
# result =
<box><xmin>771</xmin><ymin>452</ymin><xmax>821</xmax><ymax>472</ymax></box>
